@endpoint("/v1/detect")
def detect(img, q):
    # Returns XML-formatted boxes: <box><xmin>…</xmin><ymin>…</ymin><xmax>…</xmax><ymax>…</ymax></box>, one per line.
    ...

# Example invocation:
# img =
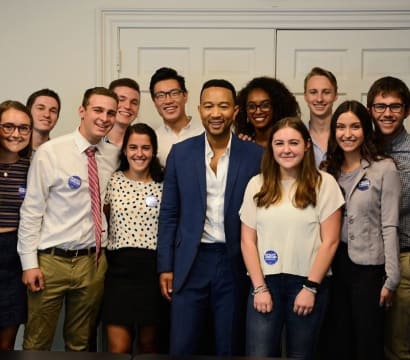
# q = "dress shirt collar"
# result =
<box><xmin>74</xmin><ymin>128</ymin><xmax>103</xmax><ymax>153</ymax></box>
<box><xmin>163</xmin><ymin>116</ymin><xmax>193</xmax><ymax>132</ymax></box>
<box><xmin>204</xmin><ymin>131</ymin><xmax>232</xmax><ymax>159</ymax></box>
<box><xmin>391</xmin><ymin>126</ymin><xmax>408</xmax><ymax>147</ymax></box>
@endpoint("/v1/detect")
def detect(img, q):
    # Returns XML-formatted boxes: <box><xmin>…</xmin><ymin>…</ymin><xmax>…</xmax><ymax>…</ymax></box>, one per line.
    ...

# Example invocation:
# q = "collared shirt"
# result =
<box><xmin>312</xmin><ymin>139</ymin><xmax>326</xmax><ymax>168</ymax></box>
<box><xmin>156</xmin><ymin>117</ymin><xmax>203</xmax><ymax>166</ymax></box>
<box><xmin>18</xmin><ymin>129</ymin><xmax>120</xmax><ymax>270</ymax></box>
<box><xmin>201</xmin><ymin>133</ymin><xmax>231</xmax><ymax>243</ymax></box>
<box><xmin>307</xmin><ymin>121</ymin><xmax>327</xmax><ymax>167</ymax></box>
<box><xmin>385</xmin><ymin>127</ymin><xmax>410</xmax><ymax>251</ymax></box>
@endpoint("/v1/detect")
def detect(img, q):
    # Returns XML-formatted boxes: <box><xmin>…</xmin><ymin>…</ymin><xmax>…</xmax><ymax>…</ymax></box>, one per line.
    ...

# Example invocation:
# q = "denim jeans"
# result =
<box><xmin>246</xmin><ymin>273</ymin><xmax>329</xmax><ymax>360</ymax></box>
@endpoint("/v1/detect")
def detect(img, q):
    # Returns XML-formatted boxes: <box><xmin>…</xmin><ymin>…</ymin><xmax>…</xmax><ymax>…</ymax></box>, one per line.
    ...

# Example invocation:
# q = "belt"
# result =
<box><xmin>199</xmin><ymin>242</ymin><xmax>226</xmax><ymax>251</ymax></box>
<box><xmin>38</xmin><ymin>247</ymin><xmax>97</xmax><ymax>258</ymax></box>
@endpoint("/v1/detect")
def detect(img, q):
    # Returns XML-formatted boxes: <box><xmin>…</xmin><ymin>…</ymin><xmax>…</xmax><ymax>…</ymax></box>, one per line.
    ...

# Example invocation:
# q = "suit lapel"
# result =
<box><xmin>194</xmin><ymin>135</ymin><xmax>207</xmax><ymax>212</ymax></box>
<box><xmin>224</xmin><ymin>135</ymin><xmax>241</xmax><ymax>215</ymax></box>
<box><xmin>346</xmin><ymin>159</ymin><xmax>369</xmax><ymax>200</ymax></box>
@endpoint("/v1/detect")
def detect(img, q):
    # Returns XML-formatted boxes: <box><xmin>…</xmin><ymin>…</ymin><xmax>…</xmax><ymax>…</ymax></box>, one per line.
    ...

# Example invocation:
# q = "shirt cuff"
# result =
<box><xmin>20</xmin><ymin>253</ymin><xmax>39</xmax><ymax>270</ymax></box>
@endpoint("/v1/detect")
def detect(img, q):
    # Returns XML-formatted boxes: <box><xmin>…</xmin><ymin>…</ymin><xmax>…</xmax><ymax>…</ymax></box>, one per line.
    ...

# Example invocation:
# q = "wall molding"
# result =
<box><xmin>96</xmin><ymin>8</ymin><xmax>410</xmax><ymax>83</ymax></box>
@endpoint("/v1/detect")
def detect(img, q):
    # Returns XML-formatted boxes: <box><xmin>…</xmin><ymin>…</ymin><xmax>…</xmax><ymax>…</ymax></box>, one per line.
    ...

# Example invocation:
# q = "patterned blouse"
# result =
<box><xmin>104</xmin><ymin>171</ymin><xmax>163</xmax><ymax>251</ymax></box>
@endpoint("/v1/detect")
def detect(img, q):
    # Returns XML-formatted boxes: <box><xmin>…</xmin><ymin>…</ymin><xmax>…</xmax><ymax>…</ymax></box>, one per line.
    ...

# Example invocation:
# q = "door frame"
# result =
<box><xmin>96</xmin><ymin>7</ymin><xmax>410</xmax><ymax>85</ymax></box>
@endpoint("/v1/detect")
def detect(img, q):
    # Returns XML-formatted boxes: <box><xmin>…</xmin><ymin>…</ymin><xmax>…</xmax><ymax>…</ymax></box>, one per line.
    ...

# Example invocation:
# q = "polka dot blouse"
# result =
<box><xmin>104</xmin><ymin>171</ymin><xmax>163</xmax><ymax>251</ymax></box>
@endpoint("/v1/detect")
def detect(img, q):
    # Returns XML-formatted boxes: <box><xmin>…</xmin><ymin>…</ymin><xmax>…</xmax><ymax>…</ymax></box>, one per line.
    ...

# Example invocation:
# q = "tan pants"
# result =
<box><xmin>23</xmin><ymin>251</ymin><xmax>107</xmax><ymax>351</ymax></box>
<box><xmin>385</xmin><ymin>252</ymin><xmax>410</xmax><ymax>360</ymax></box>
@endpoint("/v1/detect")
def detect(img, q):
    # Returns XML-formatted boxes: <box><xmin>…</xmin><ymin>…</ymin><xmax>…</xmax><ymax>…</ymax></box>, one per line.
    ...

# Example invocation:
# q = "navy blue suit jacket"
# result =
<box><xmin>157</xmin><ymin>133</ymin><xmax>263</xmax><ymax>293</ymax></box>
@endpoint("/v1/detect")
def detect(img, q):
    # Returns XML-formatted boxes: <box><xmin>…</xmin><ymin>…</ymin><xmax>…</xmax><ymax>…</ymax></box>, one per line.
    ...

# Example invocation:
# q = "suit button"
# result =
<box><xmin>349</xmin><ymin>217</ymin><xmax>354</xmax><ymax>224</ymax></box>
<box><xmin>349</xmin><ymin>234</ymin><xmax>355</xmax><ymax>240</ymax></box>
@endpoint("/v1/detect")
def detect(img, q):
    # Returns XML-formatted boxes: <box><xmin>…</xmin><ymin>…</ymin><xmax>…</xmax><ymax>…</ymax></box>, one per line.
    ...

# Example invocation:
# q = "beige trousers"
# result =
<box><xmin>23</xmin><ymin>251</ymin><xmax>107</xmax><ymax>351</ymax></box>
<box><xmin>385</xmin><ymin>252</ymin><xmax>410</xmax><ymax>360</ymax></box>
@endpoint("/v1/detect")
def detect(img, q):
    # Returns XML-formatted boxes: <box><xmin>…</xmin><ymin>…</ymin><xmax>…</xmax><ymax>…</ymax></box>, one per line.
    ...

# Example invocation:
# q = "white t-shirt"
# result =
<box><xmin>240</xmin><ymin>171</ymin><xmax>344</xmax><ymax>277</ymax></box>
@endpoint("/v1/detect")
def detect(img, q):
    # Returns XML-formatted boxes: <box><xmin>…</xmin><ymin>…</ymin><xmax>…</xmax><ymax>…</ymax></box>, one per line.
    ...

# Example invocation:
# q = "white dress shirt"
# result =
<box><xmin>156</xmin><ymin>117</ymin><xmax>203</xmax><ymax>166</ymax></box>
<box><xmin>18</xmin><ymin>129</ymin><xmax>119</xmax><ymax>270</ymax></box>
<box><xmin>201</xmin><ymin>133</ymin><xmax>232</xmax><ymax>243</ymax></box>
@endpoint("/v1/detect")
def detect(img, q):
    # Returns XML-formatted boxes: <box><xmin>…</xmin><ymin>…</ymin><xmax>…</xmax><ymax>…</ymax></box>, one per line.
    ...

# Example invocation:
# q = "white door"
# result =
<box><xmin>276</xmin><ymin>29</ymin><xmax>410</xmax><ymax>123</ymax></box>
<box><xmin>119</xmin><ymin>28</ymin><xmax>276</xmax><ymax>129</ymax></box>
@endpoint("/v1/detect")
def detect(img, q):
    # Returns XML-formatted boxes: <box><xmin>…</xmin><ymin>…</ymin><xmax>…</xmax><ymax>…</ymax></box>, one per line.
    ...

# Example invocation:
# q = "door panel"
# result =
<box><xmin>276</xmin><ymin>29</ymin><xmax>410</xmax><ymax>123</ymax></box>
<box><xmin>119</xmin><ymin>28</ymin><xmax>276</xmax><ymax>129</ymax></box>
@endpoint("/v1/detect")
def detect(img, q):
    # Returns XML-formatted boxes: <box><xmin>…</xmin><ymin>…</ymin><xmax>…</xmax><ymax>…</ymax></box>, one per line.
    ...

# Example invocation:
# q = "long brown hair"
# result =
<box><xmin>325</xmin><ymin>100</ymin><xmax>385</xmax><ymax>179</ymax></box>
<box><xmin>255</xmin><ymin>116</ymin><xmax>321</xmax><ymax>209</ymax></box>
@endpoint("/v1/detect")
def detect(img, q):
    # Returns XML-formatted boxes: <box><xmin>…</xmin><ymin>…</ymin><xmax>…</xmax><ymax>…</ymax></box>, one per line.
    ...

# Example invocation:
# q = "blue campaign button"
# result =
<box><xmin>264</xmin><ymin>250</ymin><xmax>278</xmax><ymax>265</ymax></box>
<box><xmin>68</xmin><ymin>176</ymin><xmax>82</xmax><ymax>189</ymax></box>
<box><xmin>18</xmin><ymin>185</ymin><xmax>26</xmax><ymax>198</ymax></box>
<box><xmin>357</xmin><ymin>178</ymin><xmax>370</xmax><ymax>191</ymax></box>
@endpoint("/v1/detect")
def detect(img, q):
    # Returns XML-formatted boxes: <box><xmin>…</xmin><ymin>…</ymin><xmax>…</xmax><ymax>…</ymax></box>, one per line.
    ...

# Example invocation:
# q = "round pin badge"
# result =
<box><xmin>18</xmin><ymin>185</ymin><xmax>27</xmax><ymax>198</ymax></box>
<box><xmin>264</xmin><ymin>250</ymin><xmax>278</xmax><ymax>265</ymax></box>
<box><xmin>68</xmin><ymin>176</ymin><xmax>82</xmax><ymax>190</ymax></box>
<box><xmin>145</xmin><ymin>194</ymin><xmax>159</xmax><ymax>207</ymax></box>
<box><xmin>357</xmin><ymin>178</ymin><xmax>370</xmax><ymax>191</ymax></box>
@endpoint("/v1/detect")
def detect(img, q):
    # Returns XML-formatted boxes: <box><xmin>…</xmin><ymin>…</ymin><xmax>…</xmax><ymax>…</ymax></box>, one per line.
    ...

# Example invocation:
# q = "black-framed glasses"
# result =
<box><xmin>153</xmin><ymin>89</ymin><xmax>184</xmax><ymax>101</ymax></box>
<box><xmin>246</xmin><ymin>101</ymin><xmax>272</xmax><ymax>113</ymax></box>
<box><xmin>372</xmin><ymin>103</ymin><xmax>404</xmax><ymax>113</ymax></box>
<box><xmin>0</xmin><ymin>123</ymin><xmax>32</xmax><ymax>135</ymax></box>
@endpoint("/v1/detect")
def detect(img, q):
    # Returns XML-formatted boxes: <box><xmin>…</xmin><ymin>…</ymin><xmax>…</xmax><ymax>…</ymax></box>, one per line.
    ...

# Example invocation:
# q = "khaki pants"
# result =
<box><xmin>385</xmin><ymin>252</ymin><xmax>410</xmax><ymax>360</ymax></box>
<box><xmin>23</xmin><ymin>251</ymin><xmax>107</xmax><ymax>351</ymax></box>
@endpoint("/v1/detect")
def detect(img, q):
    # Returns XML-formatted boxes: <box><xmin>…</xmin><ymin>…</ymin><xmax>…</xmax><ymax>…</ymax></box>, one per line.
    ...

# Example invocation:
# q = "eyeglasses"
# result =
<box><xmin>246</xmin><ymin>101</ymin><xmax>272</xmax><ymax>113</ymax></box>
<box><xmin>153</xmin><ymin>89</ymin><xmax>184</xmax><ymax>101</ymax></box>
<box><xmin>372</xmin><ymin>103</ymin><xmax>404</xmax><ymax>113</ymax></box>
<box><xmin>0</xmin><ymin>123</ymin><xmax>32</xmax><ymax>135</ymax></box>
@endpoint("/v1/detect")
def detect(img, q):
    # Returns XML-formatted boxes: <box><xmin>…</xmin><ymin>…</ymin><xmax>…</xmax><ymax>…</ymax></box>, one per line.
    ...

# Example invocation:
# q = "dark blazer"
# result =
<box><xmin>157</xmin><ymin>133</ymin><xmax>263</xmax><ymax>292</ymax></box>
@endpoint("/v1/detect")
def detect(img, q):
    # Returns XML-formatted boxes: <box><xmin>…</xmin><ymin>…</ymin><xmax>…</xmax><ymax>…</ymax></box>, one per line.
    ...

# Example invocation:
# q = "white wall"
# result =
<box><xmin>1</xmin><ymin>0</ymin><xmax>409</xmax><ymax>137</ymax></box>
<box><xmin>3</xmin><ymin>0</ymin><xmax>409</xmax><ymax>350</ymax></box>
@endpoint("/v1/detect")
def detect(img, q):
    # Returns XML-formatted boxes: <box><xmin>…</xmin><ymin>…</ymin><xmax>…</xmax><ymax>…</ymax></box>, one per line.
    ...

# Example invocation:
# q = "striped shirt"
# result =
<box><xmin>0</xmin><ymin>157</ymin><xmax>30</xmax><ymax>228</ymax></box>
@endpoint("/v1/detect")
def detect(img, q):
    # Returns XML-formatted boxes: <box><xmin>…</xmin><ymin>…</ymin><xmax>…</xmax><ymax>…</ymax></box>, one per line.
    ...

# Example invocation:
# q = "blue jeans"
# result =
<box><xmin>246</xmin><ymin>273</ymin><xmax>329</xmax><ymax>360</ymax></box>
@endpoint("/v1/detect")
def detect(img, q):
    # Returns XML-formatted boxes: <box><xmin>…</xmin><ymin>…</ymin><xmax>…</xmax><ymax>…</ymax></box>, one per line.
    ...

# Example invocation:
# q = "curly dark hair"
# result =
<box><xmin>234</xmin><ymin>76</ymin><xmax>300</xmax><ymax>139</ymax></box>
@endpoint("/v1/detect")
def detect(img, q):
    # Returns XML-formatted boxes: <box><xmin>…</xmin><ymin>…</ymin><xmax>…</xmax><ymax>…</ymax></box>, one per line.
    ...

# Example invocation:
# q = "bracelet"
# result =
<box><xmin>303</xmin><ymin>279</ymin><xmax>319</xmax><ymax>292</ymax></box>
<box><xmin>302</xmin><ymin>284</ymin><xmax>317</xmax><ymax>295</ymax></box>
<box><xmin>252</xmin><ymin>284</ymin><xmax>268</xmax><ymax>296</ymax></box>
<box><xmin>304</xmin><ymin>279</ymin><xmax>320</xmax><ymax>288</ymax></box>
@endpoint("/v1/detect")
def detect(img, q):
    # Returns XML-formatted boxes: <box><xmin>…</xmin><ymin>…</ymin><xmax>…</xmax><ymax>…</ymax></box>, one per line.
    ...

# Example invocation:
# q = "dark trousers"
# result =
<box><xmin>169</xmin><ymin>243</ymin><xmax>246</xmax><ymax>356</ymax></box>
<box><xmin>322</xmin><ymin>242</ymin><xmax>385</xmax><ymax>360</ymax></box>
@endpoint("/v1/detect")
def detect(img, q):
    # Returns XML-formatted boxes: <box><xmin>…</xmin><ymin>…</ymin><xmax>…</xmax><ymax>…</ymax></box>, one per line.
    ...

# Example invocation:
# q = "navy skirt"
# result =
<box><xmin>0</xmin><ymin>231</ymin><xmax>27</xmax><ymax>329</ymax></box>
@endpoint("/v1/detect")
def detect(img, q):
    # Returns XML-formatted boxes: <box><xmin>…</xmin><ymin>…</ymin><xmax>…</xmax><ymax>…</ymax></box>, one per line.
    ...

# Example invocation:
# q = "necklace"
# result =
<box><xmin>0</xmin><ymin>163</ymin><xmax>12</xmax><ymax>177</ymax></box>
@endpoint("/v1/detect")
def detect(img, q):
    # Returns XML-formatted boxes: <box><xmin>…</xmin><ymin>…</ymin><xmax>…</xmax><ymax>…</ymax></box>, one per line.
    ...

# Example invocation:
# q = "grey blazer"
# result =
<box><xmin>343</xmin><ymin>158</ymin><xmax>401</xmax><ymax>290</ymax></box>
